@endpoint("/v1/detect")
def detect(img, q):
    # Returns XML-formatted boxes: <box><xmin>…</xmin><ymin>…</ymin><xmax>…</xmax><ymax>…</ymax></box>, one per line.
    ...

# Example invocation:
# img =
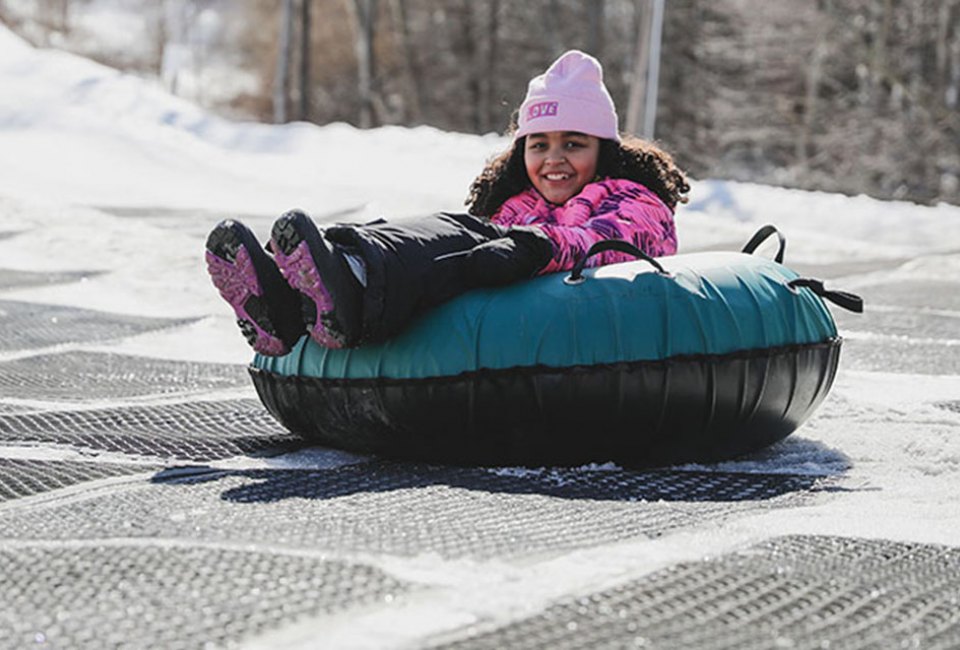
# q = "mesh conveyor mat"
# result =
<box><xmin>0</xmin><ymin>544</ymin><xmax>411</xmax><ymax>650</ymax></box>
<box><xmin>841</xmin><ymin>337</ymin><xmax>960</xmax><ymax>376</ymax></box>
<box><xmin>835</xmin><ymin>308</ymin><xmax>960</xmax><ymax>343</ymax></box>
<box><xmin>203</xmin><ymin>464</ymin><xmax>822</xmax><ymax>503</ymax></box>
<box><xmin>0</xmin><ymin>268</ymin><xmax>102</xmax><ymax>290</ymax></box>
<box><xmin>936</xmin><ymin>401</ymin><xmax>960</xmax><ymax>414</ymax></box>
<box><xmin>0</xmin><ymin>399</ymin><xmax>301</xmax><ymax>461</ymax></box>
<box><xmin>1</xmin><ymin>464</ymin><xmax>826</xmax><ymax>560</ymax></box>
<box><xmin>0</xmin><ymin>300</ymin><xmax>196</xmax><ymax>351</ymax></box>
<box><xmin>846</xmin><ymin>279</ymin><xmax>960</xmax><ymax>311</ymax></box>
<box><xmin>0</xmin><ymin>351</ymin><xmax>250</xmax><ymax>402</ymax></box>
<box><xmin>429</xmin><ymin>535</ymin><xmax>960</xmax><ymax>650</ymax></box>
<box><xmin>0</xmin><ymin>458</ymin><xmax>157</xmax><ymax>501</ymax></box>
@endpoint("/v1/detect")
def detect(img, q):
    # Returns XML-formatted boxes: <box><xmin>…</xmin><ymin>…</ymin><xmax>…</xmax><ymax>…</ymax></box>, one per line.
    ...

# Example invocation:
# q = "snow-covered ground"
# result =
<box><xmin>2</xmin><ymin>23</ymin><xmax>960</xmax><ymax>648</ymax></box>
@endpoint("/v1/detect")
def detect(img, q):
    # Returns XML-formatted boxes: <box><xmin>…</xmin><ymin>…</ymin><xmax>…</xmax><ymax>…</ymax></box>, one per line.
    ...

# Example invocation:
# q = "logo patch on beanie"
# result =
<box><xmin>527</xmin><ymin>101</ymin><xmax>559</xmax><ymax>121</ymax></box>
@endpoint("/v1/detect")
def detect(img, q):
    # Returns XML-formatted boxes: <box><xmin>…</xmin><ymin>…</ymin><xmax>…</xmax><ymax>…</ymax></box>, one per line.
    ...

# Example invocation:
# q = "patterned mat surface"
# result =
<box><xmin>0</xmin><ymin>284</ymin><xmax>955</xmax><ymax>649</ymax></box>
<box><xmin>836</xmin><ymin>308</ymin><xmax>960</xmax><ymax>343</ymax></box>
<box><xmin>429</xmin><ymin>535</ymin><xmax>960</xmax><ymax>650</ymax></box>
<box><xmin>849</xmin><ymin>279</ymin><xmax>960</xmax><ymax>311</ymax></box>
<box><xmin>0</xmin><ymin>300</ymin><xmax>196</xmax><ymax>351</ymax></box>
<box><xmin>937</xmin><ymin>400</ymin><xmax>960</xmax><ymax>414</ymax></box>
<box><xmin>841</xmin><ymin>338</ymin><xmax>960</xmax><ymax>375</ymax></box>
<box><xmin>827</xmin><ymin>276</ymin><xmax>960</xmax><ymax>375</ymax></box>
<box><xmin>0</xmin><ymin>399</ymin><xmax>300</xmax><ymax>461</ymax></box>
<box><xmin>0</xmin><ymin>458</ymin><xmax>157</xmax><ymax>502</ymax></box>
<box><xmin>0</xmin><ymin>351</ymin><xmax>249</xmax><ymax>402</ymax></box>
<box><xmin>1</xmin><ymin>464</ymin><xmax>824</xmax><ymax>560</ymax></box>
<box><xmin>0</xmin><ymin>544</ymin><xmax>411</xmax><ymax>650</ymax></box>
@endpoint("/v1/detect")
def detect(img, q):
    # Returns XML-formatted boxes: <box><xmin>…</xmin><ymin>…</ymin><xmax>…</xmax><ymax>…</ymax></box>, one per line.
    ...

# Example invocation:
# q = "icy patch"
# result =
<box><xmin>0</xmin><ymin>443</ymin><xmax>169</xmax><ymax>467</ymax></box>
<box><xmin>210</xmin><ymin>446</ymin><xmax>370</xmax><ymax>472</ymax></box>
<box><xmin>485</xmin><ymin>462</ymin><xmax>626</xmax><ymax>484</ymax></box>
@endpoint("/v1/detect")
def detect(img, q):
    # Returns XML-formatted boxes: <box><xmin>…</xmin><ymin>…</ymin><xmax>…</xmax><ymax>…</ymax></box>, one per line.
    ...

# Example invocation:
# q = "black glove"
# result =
<box><xmin>466</xmin><ymin>227</ymin><xmax>554</xmax><ymax>287</ymax></box>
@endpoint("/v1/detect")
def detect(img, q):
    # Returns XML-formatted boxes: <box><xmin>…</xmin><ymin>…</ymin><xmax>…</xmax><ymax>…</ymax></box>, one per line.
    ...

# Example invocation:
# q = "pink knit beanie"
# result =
<box><xmin>515</xmin><ymin>50</ymin><xmax>620</xmax><ymax>142</ymax></box>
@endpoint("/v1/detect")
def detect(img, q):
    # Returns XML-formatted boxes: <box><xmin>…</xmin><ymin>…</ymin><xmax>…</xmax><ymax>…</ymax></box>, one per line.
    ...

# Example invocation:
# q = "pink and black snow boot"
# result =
<box><xmin>269</xmin><ymin>209</ymin><xmax>363</xmax><ymax>349</ymax></box>
<box><xmin>205</xmin><ymin>219</ymin><xmax>305</xmax><ymax>356</ymax></box>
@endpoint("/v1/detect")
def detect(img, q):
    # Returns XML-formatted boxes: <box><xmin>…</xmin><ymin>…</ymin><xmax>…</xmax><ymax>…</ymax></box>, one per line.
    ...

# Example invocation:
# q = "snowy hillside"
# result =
<box><xmin>2</xmin><ymin>24</ymin><xmax>960</xmax><ymax>649</ymax></box>
<box><xmin>4</xmin><ymin>21</ymin><xmax>958</xmax><ymax>320</ymax></box>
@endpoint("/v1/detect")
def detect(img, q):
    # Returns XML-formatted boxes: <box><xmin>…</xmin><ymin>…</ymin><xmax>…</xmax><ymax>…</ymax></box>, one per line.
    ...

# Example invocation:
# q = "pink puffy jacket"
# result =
<box><xmin>491</xmin><ymin>179</ymin><xmax>678</xmax><ymax>274</ymax></box>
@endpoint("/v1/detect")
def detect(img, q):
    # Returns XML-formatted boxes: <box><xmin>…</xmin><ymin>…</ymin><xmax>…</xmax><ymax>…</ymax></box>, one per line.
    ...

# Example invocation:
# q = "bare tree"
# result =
<box><xmin>390</xmin><ymin>0</ymin><xmax>424</xmax><ymax>123</ymax></box>
<box><xmin>543</xmin><ymin>0</ymin><xmax>564</xmax><ymax>58</ymax></box>
<box><xmin>40</xmin><ymin>0</ymin><xmax>72</xmax><ymax>33</ymax></box>
<box><xmin>352</xmin><ymin>0</ymin><xmax>379</xmax><ymax>128</ymax></box>
<box><xmin>54</xmin><ymin>0</ymin><xmax>70</xmax><ymax>32</ymax></box>
<box><xmin>274</xmin><ymin>0</ymin><xmax>295</xmax><ymax>123</ymax></box>
<box><xmin>798</xmin><ymin>27</ymin><xmax>828</xmax><ymax>172</ymax></box>
<box><xmin>626</xmin><ymin>0</ymin><xmax>663</xmax><ymax>138</ymax></box>
<box><xmin>948</xmin><ymin>0</ymin><xmax>960</xmax><ymax>110</ymax></box>
<box><xmin>28</xmin><ymin>0</ymin><xmax>73</xmax><ymax>41</ymax></box>
<box><xmin>480</xmin><ymin>0</ymin><xmax>500</xmax><ymax>133</ymax></box>
<box><xmin>149</xmin><ymin>0</ymin><xmax>168</xmax><ymax>83</ymax></box>
<box><xmin>451</xmin><ymin>0</ymin><xmax>483</xmax><ymax>132</ymax></box>
<box><xmin>587</xmin><ymin>0</ymin><xmax>605</xmax><ymax>58</ymax></box>
<box><xmin>11</xmin><ymin>0</ymin><xmax>956</xmax><ymax>204</ymax></box>
<box><xmin>298</xmin><ymin>0</ymin><xmax>312</xmax><ymax>120</ymax></box>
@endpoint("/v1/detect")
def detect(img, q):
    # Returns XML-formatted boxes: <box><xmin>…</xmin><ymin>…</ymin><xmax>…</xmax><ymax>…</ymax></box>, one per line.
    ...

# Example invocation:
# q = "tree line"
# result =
<box><xmin>3</xmin><ymin>0</ymin><xmax>959</xmax><ymax>205</ymax></box>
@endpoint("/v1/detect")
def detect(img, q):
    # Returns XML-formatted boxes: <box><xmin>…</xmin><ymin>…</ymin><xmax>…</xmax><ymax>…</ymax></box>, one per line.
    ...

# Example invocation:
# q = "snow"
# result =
<box><xmin>1</xmin><ymin>23</ymin><xmax>959</xmax><ymax>648</ymax></box>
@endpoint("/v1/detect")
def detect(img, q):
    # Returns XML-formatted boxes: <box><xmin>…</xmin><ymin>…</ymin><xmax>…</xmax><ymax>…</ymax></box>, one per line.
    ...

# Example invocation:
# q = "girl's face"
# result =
<box><xmin>523</xmin><ymin>131</ymin><xmax>600</xmax><ymax>205</ymax></box>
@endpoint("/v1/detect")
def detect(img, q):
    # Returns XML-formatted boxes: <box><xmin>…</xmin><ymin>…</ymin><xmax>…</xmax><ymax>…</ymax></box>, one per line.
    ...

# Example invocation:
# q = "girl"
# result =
<box><xmin>206</xmin><ymin>50</ymin><xmax>689</xmax><ymax>355</ymax></box>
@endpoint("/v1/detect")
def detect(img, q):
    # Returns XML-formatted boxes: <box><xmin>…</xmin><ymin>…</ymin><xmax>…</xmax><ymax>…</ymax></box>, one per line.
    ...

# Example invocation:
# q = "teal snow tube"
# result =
<box><xmin>249</xmin><ymin>237</ymin><xmax>851</xmax><ymax>466</ymax></box>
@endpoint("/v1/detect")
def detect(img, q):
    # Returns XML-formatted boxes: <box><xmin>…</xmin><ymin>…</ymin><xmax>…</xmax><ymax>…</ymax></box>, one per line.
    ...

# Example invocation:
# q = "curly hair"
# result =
<box><xmin>466</xmin><ymin>135</ymin><xmax>691</xmax><ymax>217</ymax></box>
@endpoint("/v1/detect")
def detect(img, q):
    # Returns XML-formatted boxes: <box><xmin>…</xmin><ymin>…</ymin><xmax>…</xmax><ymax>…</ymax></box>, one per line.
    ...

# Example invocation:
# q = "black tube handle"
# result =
<box><xmin>788</xmin><ymin>278</ymin><xmax>864</xmax><ymax>313</ymax></box>
<box><xmin>742</xmin><ymin>224</ymin><xmax>786</xmax><ymax>264</ymax></box>
<box><xmin>566</xmin><ymin>239</ymin><xmax>667</xmax><ymax>284</ymax></box>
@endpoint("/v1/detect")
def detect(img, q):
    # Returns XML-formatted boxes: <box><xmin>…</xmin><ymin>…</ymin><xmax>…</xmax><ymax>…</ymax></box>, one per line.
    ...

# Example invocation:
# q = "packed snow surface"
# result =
<box><xmin>1</xmin><ymin>24</ymin><xmax>959</xmax><ymax>649</ymax></box>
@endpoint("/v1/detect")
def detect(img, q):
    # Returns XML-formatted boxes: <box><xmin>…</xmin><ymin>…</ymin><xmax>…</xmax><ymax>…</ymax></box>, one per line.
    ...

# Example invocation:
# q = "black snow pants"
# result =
<box><xmin>323</xmin><ymin>212</ymin><xmax>551</xmax><ymax>344</ymax></box>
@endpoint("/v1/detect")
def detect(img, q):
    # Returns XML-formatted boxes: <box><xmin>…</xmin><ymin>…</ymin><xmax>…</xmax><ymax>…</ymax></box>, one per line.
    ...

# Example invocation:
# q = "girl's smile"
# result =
<box><xmin>524</xmin><ymin>131</ymin><xmax>600</xmax><ymax>205</ymax></box>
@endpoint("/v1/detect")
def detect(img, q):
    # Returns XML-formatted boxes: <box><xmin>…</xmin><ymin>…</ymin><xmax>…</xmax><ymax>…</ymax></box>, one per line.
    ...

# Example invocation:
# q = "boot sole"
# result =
<box><xmin>270</xmin><ymin>213</ymin><xmax>350</xmax><ymax>349</ymax></box>
<box><xmin>205</xmin><ymin>222</ymin><xmax>291</xmax><ymax>356</ymax></box>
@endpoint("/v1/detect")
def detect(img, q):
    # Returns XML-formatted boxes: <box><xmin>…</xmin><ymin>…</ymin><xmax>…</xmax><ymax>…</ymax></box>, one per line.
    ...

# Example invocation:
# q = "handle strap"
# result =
<box><xmin>566</xmin><ymin>240</ymin><xmax>666</xmax><ymax>284</ymax></box>
<box><xmin>788</xmin><ymin>278</ymin><xmax>864</xmax><ymax>313</ymax></box>
<box><xmin>742</xmin><ymin>224</ymin><xmax>786</xmax><ymax>264</ymax></box>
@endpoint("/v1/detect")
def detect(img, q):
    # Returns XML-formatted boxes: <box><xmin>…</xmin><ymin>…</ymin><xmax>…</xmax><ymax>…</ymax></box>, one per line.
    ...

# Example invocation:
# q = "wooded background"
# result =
<box><xmin>4</xmin><ymin>0</ymin><xmax>959</xmax><ymax>206</ymax></box>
